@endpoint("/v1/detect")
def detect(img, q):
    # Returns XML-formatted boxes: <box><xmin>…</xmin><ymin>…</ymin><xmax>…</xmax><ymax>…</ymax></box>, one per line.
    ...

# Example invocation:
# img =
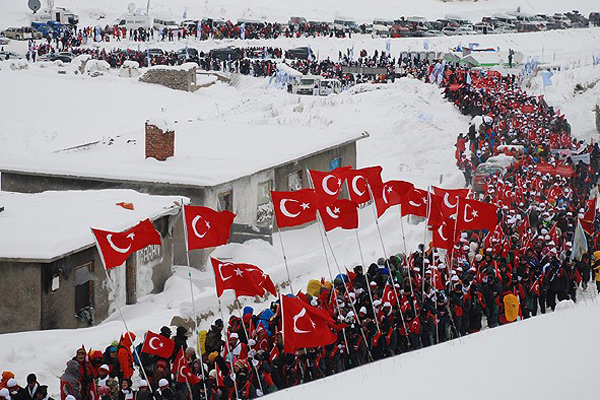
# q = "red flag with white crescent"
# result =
<box><xmin>344</xmin><ymin>166</ymin><xmax>384</xmax><ymax>204</ymax></box>
<box><xmin>455</xmin><ymin>199</ymin><xmax>498</xmax><ymax>232</ymax></box>
<box><xmin>141</xmin><ymin>331</ymin><xmax>175</xmax><ymax>359</ymax></box>
<box><xmin>91</xmin><ymin>219</ymin><xmax>161</xmax><ymax>270</ymax></box>
<box><xmin>183</xmin><ymin>205</ymin><xmax>235</xmax><ymax>250</ymax></box>
<box><xmin>373</xmin><ymin>180</ymin><xmax>415</xmax><ymax>217</ymax></box>
<box><xmin>318</xmin><ymin>199</ymin><xmax>359</xmax><ymax>232</ymax></box>
<box><xmin>271</xmin><ymin>189</ymin><xmax>318</xmax><ymax>228</ymax></box>
<box><xmin>282</xmin><ymin>295</ymin><xmax>337</xmax><ymax>353</ymax></box>
<box><xmin>211</xmin><ymin>258</ymin><xmax>276</xmax><ymax>298</ymax></box>
<box><xmin>309</xmin><ymin>167</ymin><xmax>351</xmax><ymax>205</ymax></box>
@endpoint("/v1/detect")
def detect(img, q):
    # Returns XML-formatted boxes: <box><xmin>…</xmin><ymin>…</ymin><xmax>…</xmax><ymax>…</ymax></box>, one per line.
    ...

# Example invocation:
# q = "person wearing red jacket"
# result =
<box><xmin>117</xmin><ymin>333</ymin><xmax>136</xmax><ymax>380</ymax></box>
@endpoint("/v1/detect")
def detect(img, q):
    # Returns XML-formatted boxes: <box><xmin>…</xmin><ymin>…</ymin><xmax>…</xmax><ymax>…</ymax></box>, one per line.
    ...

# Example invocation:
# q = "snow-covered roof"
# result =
<box><xmin>0</xmin><ymin>121</ymin><xmax>367</xmax><ymax>187</ymax></box>
<box><xmin>0</xmin><ymin>190</ymin><xmax>185</xmax><ymax>262</ymax></box>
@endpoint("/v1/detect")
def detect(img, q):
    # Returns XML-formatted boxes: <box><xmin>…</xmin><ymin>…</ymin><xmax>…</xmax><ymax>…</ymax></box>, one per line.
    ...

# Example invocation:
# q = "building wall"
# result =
<box><xmin>0</xmin><ymin>217</ymin><xmax>176</xmax><ymax>334</ymax></box>
<box><xmin>0</xmin><ymin>262</ymin><xmax>42</xmax><ymax>333</ymax></box>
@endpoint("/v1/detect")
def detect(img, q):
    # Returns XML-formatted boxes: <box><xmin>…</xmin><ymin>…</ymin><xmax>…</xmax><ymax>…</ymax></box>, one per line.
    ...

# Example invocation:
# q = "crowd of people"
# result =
<box><xmin>3</xmin><ymin>48</ymin><xmax>600</xmax><ymax>400</ymax></box>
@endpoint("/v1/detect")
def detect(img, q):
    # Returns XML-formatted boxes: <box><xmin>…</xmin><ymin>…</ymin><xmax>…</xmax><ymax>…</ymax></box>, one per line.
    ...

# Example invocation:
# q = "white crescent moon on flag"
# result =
<box><xmin>408</xmin><ymin>199</ymin><xmax>421</xmax><ymax>207</ymax></box>
<box><xmin>464</xmin><ymin>204</ymin><xmax>475</xmax><ymax>223</ymax></box>
<box><xmin>325</xmin><ymin>206</ymin><xmax>339</xmax><ymax>219</ymax></box>
<box><xmin>107</xmin><ymin>234</ymin><xmax>132</xmax><ymax>254</ymax></box>
<box><xmin>444</xmin><ymin>193</ymin><xmax>458</xmax><ymax>209</ymax></box>
<box><xmin>352</xmin><ymin>176</ymin><xmax>365</xmax><ymax>196</ymax></box>
<box><xmin>280</xmin><ymin>199</ymin><xmax>301</xmax><ymax>218</ymax></box>
<box><xmin>382</xmin><ymin>186</ymin><xmax>389</xmax><ymax>204</ymax></box>
<box><xmin>179</xmin><ymin>365</ymin><xmax>188</xmax><ymax>378</ymax></box>
<box><xmin>438</xmin><ymin>223</ymin><xmax>449</xmax><ymax>241</ymax></box>
<box><xmin>322</xmin><ymin>175</ymin><xmax>338</xmax><ymax>196</ymax></box>
<box><xmin>219</xmin><ymin>262</ymin><xmax>234</xmax><ymax>281</ymax></box>
<box><xmin>149</xmin><ymin>336</ymin><xmax>161</xmax><ymax>350</ymax></box>
<box><xmin>293</xmin><ymin>307</ymin><xmax>312</xmax><ymax>334</ymax></box>
<box><xmin>192</xmin><ymin>215</ymin><xmax>208</xmax><ymax>239</ymax></box>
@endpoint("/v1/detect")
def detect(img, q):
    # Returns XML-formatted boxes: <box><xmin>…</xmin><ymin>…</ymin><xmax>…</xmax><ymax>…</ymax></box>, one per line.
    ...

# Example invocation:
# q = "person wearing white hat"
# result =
<box><xmin>0</xmin><ymin>389</ymin><xmax>10</xmax><ymax>400</ymax></box>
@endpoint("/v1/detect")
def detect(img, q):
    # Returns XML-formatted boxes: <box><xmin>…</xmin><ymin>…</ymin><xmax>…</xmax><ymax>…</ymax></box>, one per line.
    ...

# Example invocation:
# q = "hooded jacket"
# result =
<box><xmin>60</xmin><ymin>361</ymin><xmax>81</xmax><ymax>400</ymax></box>
<box><xmin>118</xmin><ymin>333</ymin><xmax>137</xmax><ymax>380</ymax></box>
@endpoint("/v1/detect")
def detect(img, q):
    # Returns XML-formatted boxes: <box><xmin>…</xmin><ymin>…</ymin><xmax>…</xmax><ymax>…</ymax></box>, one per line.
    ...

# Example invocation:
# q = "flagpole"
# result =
<box><xmin>275</xmin><ymin>224</ymin><xmax>294</xmax><ymax>294</ymax></box>
<box><xmin>98</xmin><ymin>261</ymin><xmax>153</xmax><ymax>391</ymax></box>
<box><xmin>353</xmin><ymin>229</ymin><xmax>380</xmax><ymax>333</ymax></box>
<box><xmin>314</xmin><ymin>218</ymin><xmax>352</xmax><ymax>355</ymax></box>
<box><xmin>422</xmin><ymin>186</ymin><xmax>432</xmax><ymax>297</ymax></box>
<box><xmin>363</xmin><ymin>183</ymin><xmax>412</xmax><ymax>344</ymax></box>
<box><xmin>320</xmin><ymin>226</ymin><xmax>373</xmax><ymax>362</ymax></box>
<box><xmin>397</xmin><ymin>201</ymin><xmax>418</xmax><ymax>311</ymax></box>
<box><xmin>270</xmin><ymin>192</ymin><xmax>295</xmax><ymax>294</ymax></box>
<box><xmin>216</xmin><ymin>297</ymin><xmax>240</xmax><ymax>400</ymax></box>
<box><xmin>235</xmin><ymin>305</ymin><xmax>264</xmax><ymax>394</ymax></box>
<box><xmin>181</xmin><ymin>203</ymin><xmax>200</xmax><ymax>344</ymax></box>
<box><xmin>305</xmin><ymin>169</ymin><xmax>367</xmax><ymax>361</ymax></box>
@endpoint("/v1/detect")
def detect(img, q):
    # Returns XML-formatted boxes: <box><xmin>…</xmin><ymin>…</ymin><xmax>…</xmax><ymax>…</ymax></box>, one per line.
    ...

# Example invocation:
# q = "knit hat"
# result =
<box><xmin>0</xmin><ymin>389</ymin><xmax>10</xmax><ymax>400</ymax></box>
<box><xmin>208</xmin><ymin>370</ymin><xmax>217</xmax><ymax>379</ymax></box>
<box><xmin>158</xmin><ymin>379</ymin><xmax>169</xmax><ymax>388</ymax></box>
<box><xmin>6</xmin><ymin>380</ymin><xmax>16</xmax><ymax>389</ymax></box>
<box><xmin>138</xmin><ymin>380</ymin><xmax>148</xmax><ymax>388</ymax></box>
<box><xmin>65</xmin><ymin>396</ymin><xmax>76</xmax><ymax>400</ymax></box>
<box><xmin>359</xmin><ymin>306</ymin><xmax>367</xmax><ymax>314</ymax></box>
<box><xmin>99</xmin><ymin>364</ymin><xmax>110</xmax><ymax>372</ymax></box>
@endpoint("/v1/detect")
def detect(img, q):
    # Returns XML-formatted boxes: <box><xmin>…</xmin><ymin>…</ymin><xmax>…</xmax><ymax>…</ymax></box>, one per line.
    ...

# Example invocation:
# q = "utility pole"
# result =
<box><xmin>146</xmin><ymin>0</ymin><xmax>150</xmax><ymax>16</ymax></box>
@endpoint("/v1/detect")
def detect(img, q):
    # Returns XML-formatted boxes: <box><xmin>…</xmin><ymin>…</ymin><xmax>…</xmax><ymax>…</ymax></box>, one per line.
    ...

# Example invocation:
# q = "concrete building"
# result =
<box><xmin>0</xmin><ymin>190</ymin><xmax>184</xmax><ymax>334</ymax></box>
<box><xmin>0</xmin><ymin>120</ymin><xmax>367</xmax><ymax>268</ymax></box>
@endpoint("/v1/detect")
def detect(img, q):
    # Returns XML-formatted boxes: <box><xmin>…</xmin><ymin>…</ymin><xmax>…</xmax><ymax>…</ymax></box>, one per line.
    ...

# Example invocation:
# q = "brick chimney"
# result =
<box><xmin>145</xmin><ymin>120</ymin><xmax>175</xmax><ymax>161</ymax></box>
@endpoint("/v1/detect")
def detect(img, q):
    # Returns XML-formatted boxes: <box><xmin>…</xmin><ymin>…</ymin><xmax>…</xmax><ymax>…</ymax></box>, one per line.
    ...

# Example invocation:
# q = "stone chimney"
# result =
<box><xmin>145</xmin><ymin>120</ymin><xmax>175</xmax><ymax>161</ymax></box>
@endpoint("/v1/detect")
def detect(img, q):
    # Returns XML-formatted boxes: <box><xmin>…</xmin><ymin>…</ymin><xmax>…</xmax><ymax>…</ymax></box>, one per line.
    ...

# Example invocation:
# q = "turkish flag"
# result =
<box><xmin>547</xmin><ymin>186</ymin><xmax>563</xmax><ymax>203</ymax></box>
<box><xmin>309</xmin><ymin>167</ymin><xmax>351</xmax><ymax>204</ymax></box>
<box><xmin>215</xmin><ymin>364</ymin><xmax>226</xmax><ymax>387</ymax></box>
<box><xmin>432</xmin><ymin>216</ymin><xmax>456</xmax><ymax>250</ymax></box>
<box><xmin>344</xmin><ymin>166</ymin><xmax>383</xmax><ymax>204</ymax></box>
<box><xmin>91</xmin><ymin>219</ymin><xmax>161</xmax><ymax>269</ymax></box>
<box><xmin>271</xmin><ymin>189</ymin><xmax>318</xmax><ymax>228</ymax></box>
<box><xmin>401</xmin><ymin>188</ymin><xmax>429</xmax><ymax>217</ymax></box>
<box><xmin>373</xmin><ymin>180</ymin><xmax>415</xmax><ymax>217</ymax></box>
<box><xmin>427</xmin><ymin>193</ymin><xmax>448</xmax><ymax>229</ymax></box>
<box><xmin>548</xmin><ymin>223</ymin><xmax>560</xmax><ymax>245</ymax></box>
<box><xmin>483</xmin><ymin>224</ymin><xmax>505</xmax><ymax>251</ymax></box>
<box><xmin>581</xmin><ymin>197</ymin><xmax>596</xmax><ymax>234</ymax></box>
<box><xmin>172</xmin><ymin>348</ymin><xmax>200</xmax><ymax>385</ymax></box>
<box><xmin>382</xmin><ymin>284</ymin><xmax>398</xmax><ymax>306</ymax></box>
<box><xmin>518</xmin><ymin>214</ymin><xmax>531</xmax><ymax>237</ymax></box>
<box><xmin>183</xmin><ymin>205</ymin><xmax>235</xmax><ymax>250</ymax></box>
<box><xmin>318</xmin><ymin>199</ymin><xmax>359</xmax><ymax>232</ymax></box>
<box><xmin>281</xmin><ymin>295</ymin><xmax>337</xmax><ymax>353</ymax></box>
<box><xmin>141</xmin><ymin>331</ymin><xmax>175</xmax><ymax>359</ymax></box>
<box><xmin>211</xmin><ymin>258</ymin><xmax>276</xmax><ymax>298</ymax></box>
<box><xmin>455</xmin><ymin>199</ymin><xmax>498</xmax><ymax>232</ymax></box>
<box><xmin>431</xmin><ymin>187</ymin><xmax>468</xmax><ymax>218</ymax></box>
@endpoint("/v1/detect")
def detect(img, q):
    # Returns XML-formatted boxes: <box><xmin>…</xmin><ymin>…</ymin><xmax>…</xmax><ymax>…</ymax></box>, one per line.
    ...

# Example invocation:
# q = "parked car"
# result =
<box><xmin>319</xmin><ymin>79</ymin><xmax>342</xmax><ymax>95</ymax></box>
<box><xmin>0</xmin><ymin>51</ymin><xmax>22</xmax><ymax>60</ymax></box>
<box><xmin>209</xmin><ymin>47</ymin><xmax>242</xmax><ymax>61</ymax></box>
<box><xmin>494</xmin><ymin>24</ymin><xmax>518</xmax><ymax>34</ymax></box>
<box><xmin>39</xmin><ymin>52</ymin><xmax>74</xmax><ymax>62</ymax></box>
<box><xmin>390</xmin><ymin>25</ymin><xmax>411</xmax><ymax>38</ymax></box>
<box><xmin>114</xmin><ymin>15</ymin><xmax>153</xmax><ymax>30</ymax></box>
<box><xmin>0</xmin><ymin>37</ymin><xmax>9</xmax><ymax>45</ymax></box>
<box><xmin>293</xmin><ymin>75</ymin><xmax>321</xmax><ymax>95</ymax></box>
<box><xmin>371</xmin><ymin>24</ymin><xmax>390</xmax><ymax>38</ymax></box>
<box><xmin>333</xmin><ymin>17</ymin><xmax>359</xmax><ymax>33</ymax></box>
<box><xmin>474</xmin><ymin>22</ymin><xmax>495</xmax><ymax>34</ymax></box>
<box><xmin>1</xmin><ymin>27</ymin><xmax>42</xmax><ymax>40</ymax></box>
<box><xmin>285</xmin><ymin>46</ymin><xmax>313</xmax><ymax>60</ymax></box>
<box><xmin>552</xmin><ymin>13</ymin><xmax>572</xmax><ymax>27</ymax></box>
<box><xmin>481</xmin><ymin>16</ymin><xmax>501</xmax><ymax>28</ymax></box>
<box><xmin>31</xmin><ymin>21</ymin><xmax>53</xmax><ymax>36</ymax></box>
<box><xmin>442</xmin><ymin>26</ymin><xmax>458</xmax><ymax>36</ymax></box>
<box><xmin>148</xmin><ymin>48</ymin><xmax>165</xmax><ymax>56</ymax></box>
<box><xmin>153</xmin><ymin>18</ymin><xmax>182</xmax><ymax>31</ymax></box>
<box><xmin>472</xmin><ymin>162</ymin><xmax>507</xmax><ymax>193</ymax></box>
<box><xmin>565</xmin><ymin>11</ymin><xmax>589</xmax><ymax>28</ymax></box>
<box><xmin>176</xmin><ymin>48</ymin><xmax>199</xmax><ymax>62</ymax></box>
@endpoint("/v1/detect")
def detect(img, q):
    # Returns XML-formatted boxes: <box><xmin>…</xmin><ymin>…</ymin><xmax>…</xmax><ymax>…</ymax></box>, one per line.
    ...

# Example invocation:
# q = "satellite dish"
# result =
<box><xmin>128</xmin><ymin>2</ymin><xmax>136</xmax><ymax>13</ymax></box>
<box><xmin>28</xmin><ymin>0</ymin><xmax>41</xmax><ymax>13</ymax></box>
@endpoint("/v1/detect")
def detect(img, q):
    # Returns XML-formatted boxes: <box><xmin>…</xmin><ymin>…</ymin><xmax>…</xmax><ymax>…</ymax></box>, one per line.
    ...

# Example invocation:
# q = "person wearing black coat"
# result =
<box><xmin>23</xmin><ymin>374</ymin><xmax>40</xmax><ymax>400</ymax></box>
<box><xmin>481</xmin><ymin>268</ymin><xmax>502</xmax><ymax>328</ymax></box>
<box><xmin>171</xmin><ymin>327</ymin><xmax>189</xmax><ymax>361</ymax></box>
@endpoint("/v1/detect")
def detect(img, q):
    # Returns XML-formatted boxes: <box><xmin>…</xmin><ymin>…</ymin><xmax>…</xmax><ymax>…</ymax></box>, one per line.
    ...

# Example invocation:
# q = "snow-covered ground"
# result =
<box><xmin>2</xmin><ymin>0</ymin><xmax>600</xmax><ymax>396</ymax></box>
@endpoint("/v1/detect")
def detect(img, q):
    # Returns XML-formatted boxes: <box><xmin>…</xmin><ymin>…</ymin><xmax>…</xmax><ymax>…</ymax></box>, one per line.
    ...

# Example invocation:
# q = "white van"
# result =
<box><xmin>333</xmin><ymin>17</ymin><xmax>359</xmax><ymax>32</ymax></box>
<box><xmin>319</xmin><ymin>79</ymin><xmax>342</xmax><ymax>95</ymax></box>
<box><xmin>293</xmin><ymin>75</ymin><xmax>322</xmax><ymax>95</ymax></box>
<box><xmin>372</xmin><ymin>24</ymin><xmax>390</xmax><ymax>37</ymax></box>
<box><xmin>114</xmin><ymin>15</ymin><xmax>153</xmax><ymax>29</ymax></box>
<box><xmin>153</xmin><ymin>18</ymin><xmax>182</xmax><ymax>31</ymax></box>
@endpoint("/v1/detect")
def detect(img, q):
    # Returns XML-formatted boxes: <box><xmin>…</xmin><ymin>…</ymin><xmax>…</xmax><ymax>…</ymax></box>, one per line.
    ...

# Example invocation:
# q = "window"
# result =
<box><xmin>257</xmin><ymin>180</ymin><xmax>274</xmax><ymax>226</ymax></box>
<box><xmin>329</xmin><ymin>156</ymin><xmax>341</xmax><ymax>171</ymax></box>
<box><xmin>74</xmin><ymin>262</ymin><xmax>94</xmax><ymax>321</ymax></box>
<box><xmin>218</xmin><ymin>191</ymin><xmax>233</xmax><ymax>212</ymax></box>
<box><xmin>288</xmin><ymin>171</ymin><xmax>303</xmax><ymax>191</ymax></box>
